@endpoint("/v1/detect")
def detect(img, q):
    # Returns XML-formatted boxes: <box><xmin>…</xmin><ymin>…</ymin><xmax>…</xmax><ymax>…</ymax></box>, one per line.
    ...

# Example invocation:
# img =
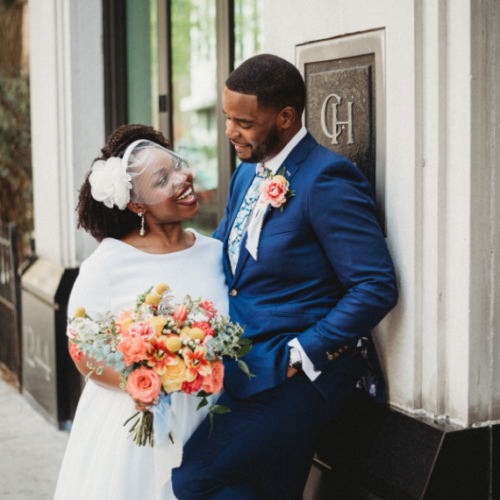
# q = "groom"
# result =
<box><xmin>172</xmin><ymin>54</ymin><xmax>398</xmax><ymax>499</ymax></box>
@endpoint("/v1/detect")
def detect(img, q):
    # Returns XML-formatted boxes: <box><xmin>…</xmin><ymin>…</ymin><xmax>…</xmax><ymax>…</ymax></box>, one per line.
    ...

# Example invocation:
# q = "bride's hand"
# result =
<box><xmin>133</xmin><ymin>395</ymin><xmax>160</xmax><ymax>412</ymax></box>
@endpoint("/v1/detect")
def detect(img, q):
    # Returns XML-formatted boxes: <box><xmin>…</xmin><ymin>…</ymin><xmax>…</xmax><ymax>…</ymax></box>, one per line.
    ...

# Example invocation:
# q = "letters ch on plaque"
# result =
<box><xmin>320</xmin><ymin>93</ymin><xmax>354</xmax><ymax>145</ymax></box>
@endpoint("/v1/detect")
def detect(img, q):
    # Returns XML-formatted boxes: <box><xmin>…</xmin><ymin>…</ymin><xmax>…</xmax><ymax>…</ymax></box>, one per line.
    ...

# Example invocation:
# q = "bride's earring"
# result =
<box><xmin>138</xmin><ymin>212</ymin><xmax>146</xmax><ymax>236</ymax></box>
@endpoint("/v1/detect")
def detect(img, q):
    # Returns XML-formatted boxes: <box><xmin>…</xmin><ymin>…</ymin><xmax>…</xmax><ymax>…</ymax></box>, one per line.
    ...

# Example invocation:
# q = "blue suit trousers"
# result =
<box><xmin>172</xmin><ymin>356</ymin><xmax>360</xmax><ymax>500</ymax></box>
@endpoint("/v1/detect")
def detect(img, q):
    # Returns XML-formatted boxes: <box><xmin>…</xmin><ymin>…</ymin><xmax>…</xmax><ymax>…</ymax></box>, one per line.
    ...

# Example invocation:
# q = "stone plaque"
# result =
<box><xmin>305</xmin><ymin>54</ymin><xmax>376</xmax><ymax>194</ymax></box>
<box><xmin>297</xmin><ymin>30</ymin><xmax>385</xmax><ymax>233</ymax></box>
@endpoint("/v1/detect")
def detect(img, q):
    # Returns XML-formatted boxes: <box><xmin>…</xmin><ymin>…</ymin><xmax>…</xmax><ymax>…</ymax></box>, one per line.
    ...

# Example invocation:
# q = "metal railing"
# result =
<box><xmin>0</xmin><ymin>222</ymin><xmax>22</xmax><ymax>387</ymax></box>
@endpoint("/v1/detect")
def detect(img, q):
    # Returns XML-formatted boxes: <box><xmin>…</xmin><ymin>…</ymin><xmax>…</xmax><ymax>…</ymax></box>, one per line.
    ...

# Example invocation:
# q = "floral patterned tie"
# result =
<box><xmin>227</xmin><ymin>164</ymin><xmax>270</xmax><ymax>275</ymax></box>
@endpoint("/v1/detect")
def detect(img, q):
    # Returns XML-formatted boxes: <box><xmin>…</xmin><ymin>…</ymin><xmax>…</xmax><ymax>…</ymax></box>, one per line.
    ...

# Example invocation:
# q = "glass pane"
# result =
<box><xmin>234</xmin><ymin>0</ymin><xmax>265</xmax><ymax>69</ymax></box>
<box><xmin>171</xmin><ymin>0</ymin><xmax>218</xmax><ymax>235</ymax></box>
<box><xmin>126</xmin><ymin>0</ymin><xmax>159</xmax><ymax>128</ymax></box>
<box><xmin>233</xmin><ymin>0</ymin><xmax>265</xmax><ymax>167</ymax></box>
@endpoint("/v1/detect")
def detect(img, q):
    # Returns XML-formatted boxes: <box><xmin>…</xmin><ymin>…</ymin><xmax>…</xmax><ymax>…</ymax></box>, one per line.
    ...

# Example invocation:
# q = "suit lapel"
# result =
<box><xmin>230</xmin><ymin>133</ymin><xmax>318</xmax><ymax>287</ymax></box>
<box><xmin>222</xmin><ymin>163</ymin><xmax>256</xmax><ymax>284</ymax></box>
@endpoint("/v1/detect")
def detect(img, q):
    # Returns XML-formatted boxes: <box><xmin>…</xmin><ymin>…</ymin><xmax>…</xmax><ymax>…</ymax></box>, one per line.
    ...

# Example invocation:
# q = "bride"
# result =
<box><xmin>54</xmin><ymin>124</ymin><xmax>228</xmax><ymax>500</ymax></box>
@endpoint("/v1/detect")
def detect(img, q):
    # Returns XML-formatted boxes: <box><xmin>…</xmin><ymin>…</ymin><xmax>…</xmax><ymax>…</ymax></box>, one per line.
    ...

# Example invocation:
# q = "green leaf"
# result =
<box><xmin>210</xmin><ymin>405</ymin><xmax>231</xmax><ymax>414</ymax></box>
<box><xmin>114</xmin><ymin>361</ymin><xmax>126</xmax><ymax>372</ymax></box>
<box><xmin>196</xmin><ymin>397</ymin><xmax>209</xmax><ymax>412</ymax></box>
<box><xmin>238</xmin><ymin>338</ymin><xmax>252</xmax><ymax>345</ymax></box>
<box><xmin>238</xmin><ymin>360</ymin><xmax>256</xmax><ymax>380</ymax></box>
<box><xmin>208</xmin><ymin>413</ymin><xmax>214</xmax><ymax>437</ymax></box>
<box><xmin>236</xmin><ymin>344</ymin><xmax>252</xmax><ymax>358</ymax></box>
<box><xmin>96</xmin><ymin>366</ymin><xmax>104</xmax><ymax>375</ymax></box>
<box><xmin>280</xmin><ymin>205</ymin><xmax>284</xmax><ymax>214</ymax></box>
<box><xmin>197</xmin><ymin>390</ymin><xmax>211</xmax><ymax>398</ymax></box>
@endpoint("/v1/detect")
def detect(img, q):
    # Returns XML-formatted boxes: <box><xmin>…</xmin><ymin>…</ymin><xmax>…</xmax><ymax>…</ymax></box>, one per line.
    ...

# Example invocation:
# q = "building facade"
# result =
<box><xmin>28</xmin><ymin>0</ymin><xmax>500</xmax><ymax>498</ymax></box>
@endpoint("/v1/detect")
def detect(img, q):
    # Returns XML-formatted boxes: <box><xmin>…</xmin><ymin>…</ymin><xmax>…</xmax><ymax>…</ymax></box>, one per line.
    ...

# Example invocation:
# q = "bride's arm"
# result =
<box><xmin>69</xmin><ymin>339</ymin><xmax>159</xmax><ymax>411</ymax></box>
<box><xmin>68</xmin><ymin>339</ymin><xmax>122</xmax><ymax>391</ymax></box>
<box><xmin>67</xmin><ymin>261</ymin><xmax>159</xmax><ymax>409</ymax></box>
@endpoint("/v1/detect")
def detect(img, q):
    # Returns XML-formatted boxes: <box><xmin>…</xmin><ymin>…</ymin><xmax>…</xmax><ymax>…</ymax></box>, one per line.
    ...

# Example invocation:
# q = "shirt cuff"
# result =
<box><xmin>288</xmin><ymin>338</ymin><xmax>321</xmax><ymax>382</ymax></box>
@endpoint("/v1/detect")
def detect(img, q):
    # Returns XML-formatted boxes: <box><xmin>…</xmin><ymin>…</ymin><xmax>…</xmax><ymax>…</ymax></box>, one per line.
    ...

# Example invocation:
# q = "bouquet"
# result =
<box><xmin>68</xmin><ymin>283</ymin><xmax>252</xmax><ymax>447</ymax></box>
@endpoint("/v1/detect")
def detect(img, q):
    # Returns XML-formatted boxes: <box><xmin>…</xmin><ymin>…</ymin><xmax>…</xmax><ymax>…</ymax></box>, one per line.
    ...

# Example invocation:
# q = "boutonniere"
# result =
<box><xmin>258</xmin><ymin>167</ymin><xmax>296</xmax><ymax>213</ymax></box>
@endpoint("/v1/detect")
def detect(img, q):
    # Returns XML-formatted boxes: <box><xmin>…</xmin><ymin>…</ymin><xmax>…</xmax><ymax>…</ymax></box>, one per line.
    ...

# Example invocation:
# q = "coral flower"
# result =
<box><xmin>173</xmin><ymin>304</ymin><xmax>188</xmax><ymax>325</ymax></box>
<box><xmin>200</xmin><ymin>300</ymin><xmax>217</xmax><ymax>319</ymax></box>
<box><xmin>181</xmin><ymin>375</ymin><xmax>204</xmax><ymax>395</ymax></box>
<box><xmin>129</xmin><ymin>321</ymin><xmax>155</xmax><ymax>340</ymax></box>
<box><xmin>118</xmin><ymin>335</ymin><xmax>147</xmax><ymax>366</ymax></box>
<box><xmin>69</xmin><ymin>343</ymin><xmax>82</xmax><ymax>362</ymax></box>
<box><xmin>145</xmin><ymin>335</ymin><xmax>179</xmax><ymax>375</ymax></box>
<box><xmin>259</xmin><ymin>178</ymin><xmax>288</xmax><ymax>208</ymax></box>
<box><xmin>201</xmin><ymin>361</ymin><xmax>224</xmax><ymax>394</ymax></box>
<box><xmin>183</xmin><ymin>345</ymin><xmax>212</xmax><ymax>379</ymax></box>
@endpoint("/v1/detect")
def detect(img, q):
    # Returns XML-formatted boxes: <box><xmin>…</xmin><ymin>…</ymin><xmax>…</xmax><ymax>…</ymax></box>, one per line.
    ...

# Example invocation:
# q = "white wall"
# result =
<box><xmin>30</xmin><ymin>0</ymin><xmax>103</xmax><ymax>268</ymax></box>
<box><xmin>265</xmin><ymin>0</ymin><xmax>500</xmax><ymax>427</ymax></box>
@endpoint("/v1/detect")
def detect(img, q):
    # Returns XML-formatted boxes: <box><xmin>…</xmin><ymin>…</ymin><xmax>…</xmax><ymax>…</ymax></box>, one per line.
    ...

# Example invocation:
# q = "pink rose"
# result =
<box><xmin>259</xmin><ymin>178</ymin><xmax>287</xmax><ymax>208</ymax></box>
<box><xmin>126</xmin><ymin>367</ymin><xmax>162</xmax><ymax>401</ymax></box>
<box><xmin>128</xmin><ymin>321</ymin><xmax>155</xmax><ymax>339</ymax></box>
<box><xmin>200</xmin><ymin>300</ymin><xmax>217</xmax><ymax>319</ymax></box>
<box><xmin>201</xmin><ymin>361</ymin><xmax>224</xmax><ymax>394</ymax></box>
<box><xmin>173</xmin><ymin>305</ymin><xmax>188</xmax><ymax>325</ymax></box>
<box><xmin>118</xmin><ymin>335</ymin><xmax>147</xmax><ymax>366</ymax></box>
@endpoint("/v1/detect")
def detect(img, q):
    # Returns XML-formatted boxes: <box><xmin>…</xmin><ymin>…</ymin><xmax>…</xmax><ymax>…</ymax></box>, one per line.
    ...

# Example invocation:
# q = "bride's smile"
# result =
<box><xmin>175</xmin><ymin>184</ymin><xmax>197</xmax><ymax>206</ymax></box>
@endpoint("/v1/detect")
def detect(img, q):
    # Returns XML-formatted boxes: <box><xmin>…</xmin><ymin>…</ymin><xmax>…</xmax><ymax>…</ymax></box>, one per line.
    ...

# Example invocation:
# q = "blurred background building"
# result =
<box><xmin>1</xmin><ymin>0</ymin><xmax>499</xmax><ymax>498</ymax></box>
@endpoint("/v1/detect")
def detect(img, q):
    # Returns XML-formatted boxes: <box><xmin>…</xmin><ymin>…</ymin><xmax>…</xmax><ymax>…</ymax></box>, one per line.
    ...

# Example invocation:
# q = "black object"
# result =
<box><xmin>304</xmin><ymin>391</ymin><xmax>497</xmax><ymax>500</ymax></box>
<box><xmin>21</xmin><ymin>261</ymin><xmax>82</xmax><ymax>427</ymax></box>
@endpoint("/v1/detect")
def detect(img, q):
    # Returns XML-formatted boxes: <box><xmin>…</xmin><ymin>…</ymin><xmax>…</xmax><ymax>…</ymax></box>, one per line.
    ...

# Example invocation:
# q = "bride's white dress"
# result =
<box><xmin>54</xmin><ymin>230</ymin><xmax>228</xmax><ymax>500</ymax></box>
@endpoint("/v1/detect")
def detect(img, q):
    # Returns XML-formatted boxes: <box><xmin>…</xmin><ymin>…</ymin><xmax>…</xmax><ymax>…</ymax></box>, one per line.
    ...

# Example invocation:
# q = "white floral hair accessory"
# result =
<box><xmin>89</xmin><ymin>157</ymin><xmax>133</xmax><ymax>210</ymax></box>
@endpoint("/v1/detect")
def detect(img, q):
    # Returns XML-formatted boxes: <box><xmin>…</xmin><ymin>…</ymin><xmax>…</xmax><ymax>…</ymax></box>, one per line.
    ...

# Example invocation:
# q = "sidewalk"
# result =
<box><xmin>0</xmin><ymin>376</ymin><xmax>69</xmax><ymax>499</ymax></box>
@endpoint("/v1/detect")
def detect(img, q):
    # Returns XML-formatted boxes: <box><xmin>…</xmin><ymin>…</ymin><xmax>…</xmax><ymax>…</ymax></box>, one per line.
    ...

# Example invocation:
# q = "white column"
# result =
<box><xmin>29</xmin><ymin>0</ymin><xmax>103</xmax><ymax>268</ymax></box>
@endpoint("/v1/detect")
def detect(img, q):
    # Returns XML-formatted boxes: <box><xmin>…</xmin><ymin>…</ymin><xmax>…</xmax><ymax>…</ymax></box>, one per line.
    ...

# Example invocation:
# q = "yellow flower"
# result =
<box><xmin>149</xmin><ymin>315</ymin><xmax>167</xmax><ymax>335</ymax></box>
<box><xmin>179</xmin><ymin>326</ymin><xmax>192</xmax><ymax>340</ymax></box>
<box><xmin>160</xmin><ymin>356</ymin><xmax>190</xmax><ymax>393</ymax></box>
<box><xmin>74</xmin><ymin>307</ymin><xmax>86</xmax><ymax>318</ymax></box>
<box><xmin>166</xmin><ymin>336</ymin><xmax>182</xmax><ymax>353</ymax></box>
<box><xmin>145</xmin><ymin>293</ymin><xmax>162</xmax><ymax>305</ymax></box>
<box><xmin>117</xmin><ymin>317</ymin><xmax>133</xmax><ymax>335</ymax></box>
<box><xmin>189</xmin><ymin>328</ymin><xmax>205</xmax><ymax>341</ymax></box>
<box><xmin>273</xmin><ymin>175</ymin><xmax>287</xmax><ymax>184</ymax></box>
<box><xmin>155</xmin><ymin>283</ymin><xmax>169</xmax><ymax>295</ymax></box>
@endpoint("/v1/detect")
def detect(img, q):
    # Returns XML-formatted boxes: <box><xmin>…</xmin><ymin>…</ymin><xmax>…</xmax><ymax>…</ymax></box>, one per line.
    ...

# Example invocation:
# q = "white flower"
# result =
<box><xmin>72</xmin><ymin>317</ymin><xmax>100</xmax><ymax>342</ymax></box>
<box><xmin>89</xmin><ymin>157</ymin><xmax>132</xmax><ymax>210</ymax></box>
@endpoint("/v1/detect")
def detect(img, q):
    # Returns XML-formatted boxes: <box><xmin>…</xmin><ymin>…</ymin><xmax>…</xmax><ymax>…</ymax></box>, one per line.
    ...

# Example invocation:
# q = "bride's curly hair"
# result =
<box><xmin>77</xmin><ymin>124</ymin><xmax>171</xmax><ymax>242</ymax></box>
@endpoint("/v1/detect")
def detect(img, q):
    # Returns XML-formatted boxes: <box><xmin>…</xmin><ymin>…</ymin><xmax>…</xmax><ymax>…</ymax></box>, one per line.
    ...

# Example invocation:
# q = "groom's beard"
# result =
<box><xmin>243</xmin><ymin>125</ymin><xmax>280</xmax><ymax>164</ymax></box>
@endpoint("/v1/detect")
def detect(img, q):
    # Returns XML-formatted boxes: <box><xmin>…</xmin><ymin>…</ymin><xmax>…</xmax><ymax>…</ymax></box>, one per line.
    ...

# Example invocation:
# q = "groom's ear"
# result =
<box><xmin>278</xmin><ymin>106</ymin><xmax>298</xmax><ymax>130</ymax></box>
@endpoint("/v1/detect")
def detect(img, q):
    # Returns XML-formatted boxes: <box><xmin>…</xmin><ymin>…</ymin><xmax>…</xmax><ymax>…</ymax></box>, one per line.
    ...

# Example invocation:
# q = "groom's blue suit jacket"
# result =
<box><xmin>214</xmin><ymin>132</ymin><xmax>398</xmax><ymax>402</ymax></box>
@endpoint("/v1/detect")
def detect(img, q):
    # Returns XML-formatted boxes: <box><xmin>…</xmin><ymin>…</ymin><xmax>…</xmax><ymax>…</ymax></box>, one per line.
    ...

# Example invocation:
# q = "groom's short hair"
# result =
<box><xmin>226</xmin><ymin>54</ymin><xmax>306</xmax><ymax>116</ymax></box>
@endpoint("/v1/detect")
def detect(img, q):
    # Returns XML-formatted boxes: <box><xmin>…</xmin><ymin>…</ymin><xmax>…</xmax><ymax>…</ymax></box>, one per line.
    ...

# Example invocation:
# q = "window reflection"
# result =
<box><xmin>172</xmin><ymin>0</ymin><xmax>218</xmax><ymax>235</ymax></box>
<box><xmin>126</xmin><ymin>0</ymin><xmax>159</xmax><ymax>128</ymax></box>
<box><xmin>234</xmin><ymin>0</ymin><xmax>264</xmax><ymax>69</ymax></box>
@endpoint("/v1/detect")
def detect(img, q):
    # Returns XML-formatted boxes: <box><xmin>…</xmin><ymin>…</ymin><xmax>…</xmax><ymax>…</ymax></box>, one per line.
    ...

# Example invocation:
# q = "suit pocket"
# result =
<box><xmin>261</xmin><ymin>218</ymin><xmax>303</xmax><ymax>237</ymax></box>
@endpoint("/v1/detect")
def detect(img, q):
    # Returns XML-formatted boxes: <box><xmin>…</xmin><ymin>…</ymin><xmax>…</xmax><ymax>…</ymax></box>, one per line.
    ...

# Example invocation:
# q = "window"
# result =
<box><xmin>103</xmin><ymin>0</ymin><xmax>264</xmax><ymax>234</ymax></box>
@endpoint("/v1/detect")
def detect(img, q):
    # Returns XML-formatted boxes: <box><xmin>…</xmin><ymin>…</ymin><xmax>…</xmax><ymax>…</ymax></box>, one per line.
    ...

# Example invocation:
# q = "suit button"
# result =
<box><xmin>333</xmin><ymin>353</ymin><xmax>339</xmax><ymax>358</ymax></box>
<box><xmin>230</xmin><ymin>289</ymin><xmax>238</xmax><ymax>297</ymax></box>
<box><xmin>344</xmin><ymin>345</ymin><xmax>349</xmax><ymax>350</ymax></box>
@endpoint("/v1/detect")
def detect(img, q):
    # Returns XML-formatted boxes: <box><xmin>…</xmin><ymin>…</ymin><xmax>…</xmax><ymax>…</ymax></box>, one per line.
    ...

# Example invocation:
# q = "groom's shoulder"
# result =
<box><xmin>301</xmin><ymin>142</ymin><xmax>367</xmax><ymax>185</ymax></box>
